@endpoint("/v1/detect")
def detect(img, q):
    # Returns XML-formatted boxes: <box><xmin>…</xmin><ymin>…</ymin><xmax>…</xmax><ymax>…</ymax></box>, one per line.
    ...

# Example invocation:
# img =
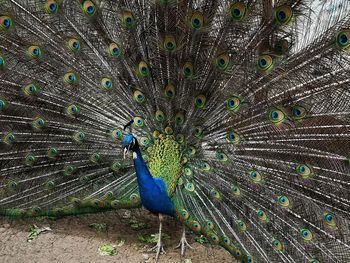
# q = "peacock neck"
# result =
<box><xmin>132</xmin><ymin>146</ymin><xmax>155</xmax><ymax>187</ymax></box>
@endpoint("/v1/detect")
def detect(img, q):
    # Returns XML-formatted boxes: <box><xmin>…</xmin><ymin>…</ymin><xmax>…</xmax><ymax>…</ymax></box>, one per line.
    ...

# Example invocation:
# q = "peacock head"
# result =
<box><xmin>123</xmin><ymin>133</ymin><xmax>139</xmax><ymax>159</ymax></box>
<box><xmin>122</xmin><ymin>120</ymin><xmax>139</xmax><ymax>159</ymax></box>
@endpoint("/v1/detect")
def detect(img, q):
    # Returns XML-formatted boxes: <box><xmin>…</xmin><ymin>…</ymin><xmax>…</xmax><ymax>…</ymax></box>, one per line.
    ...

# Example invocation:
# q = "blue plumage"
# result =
<box><xmin>123</xmin><ymin>134</ymin><xmax>174</xmax><ymax>217</ymax></box>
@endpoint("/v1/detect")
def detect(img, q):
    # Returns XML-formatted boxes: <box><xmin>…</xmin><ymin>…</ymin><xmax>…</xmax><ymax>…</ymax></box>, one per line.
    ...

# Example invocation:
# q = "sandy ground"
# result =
<box><xmin>0</xmin><ymin>209</ymin><xmax>236</xmax><ymax>263</ymax></box>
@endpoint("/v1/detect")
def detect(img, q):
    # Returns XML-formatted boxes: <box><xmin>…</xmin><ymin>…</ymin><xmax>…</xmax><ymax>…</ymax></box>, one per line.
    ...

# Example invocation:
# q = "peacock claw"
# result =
<box><xmin>148</xmin><ymin>241</ymin><xmax>166</xmax><ymax>259</ymax></box>
<box><xmin>176</xmin><ymin>228</ymin><xmax>193</xmax><ymax>257</ymax></box>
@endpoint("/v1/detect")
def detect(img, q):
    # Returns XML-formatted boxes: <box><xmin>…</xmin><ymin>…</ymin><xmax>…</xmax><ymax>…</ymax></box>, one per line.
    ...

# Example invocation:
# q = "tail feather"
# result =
<box><xmin>1</xmin><ymin>0</ymin><xmax>350</xmax><ymax>262</ymax></box>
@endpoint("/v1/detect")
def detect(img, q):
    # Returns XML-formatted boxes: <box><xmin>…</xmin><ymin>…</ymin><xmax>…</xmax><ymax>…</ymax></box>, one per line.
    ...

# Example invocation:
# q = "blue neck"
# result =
<box><xmin>132</xmin><ymin>146</ymin><xmax>155</xmax><ymax>187</ymax></box>
<box><xmin>131</xmin><ymin>145</ymin><xmax>175</xmax><ymax>217</ymax></box>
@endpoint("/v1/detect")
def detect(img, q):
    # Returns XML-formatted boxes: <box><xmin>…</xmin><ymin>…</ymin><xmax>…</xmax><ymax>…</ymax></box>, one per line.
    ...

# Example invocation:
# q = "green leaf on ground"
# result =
<box><xmin>128</xmin><ymin>219</ymin><xmax>150</xmax><ymax>230</ymax></box>
<box><xmin>27</xmin><ymin>224</ymin><xmax>52</xmax><ymax>242</ymax></box>
<box><xmin>195</xmin><ymin>235</ymin><xmax>209</xmax><ymax>244</ymax></box>
<box><xmin>89</xmin><ymin>223</ymin><xmax>108</xmax><ymax>232</ymax></box>
<box><xmin>97</xmin><ymin>243</ymin><xmax>117</xmax><ymax>256</ymax></box>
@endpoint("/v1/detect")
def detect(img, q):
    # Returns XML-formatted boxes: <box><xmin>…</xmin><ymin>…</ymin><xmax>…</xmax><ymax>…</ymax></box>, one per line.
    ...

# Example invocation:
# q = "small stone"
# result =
<box><xmin>3</xmin><ymin>224</ymin><xmax>10</xmax><ymax>228</ymax></box>
<box><xmin>122</xmin><ymin>210</ymin><xmax>131</xmax><ymax>219</ymax></box>
<box><xmin>142</xmin><ymin>253</ymin><xmax>150</xmax><ymax>260</ymax></box>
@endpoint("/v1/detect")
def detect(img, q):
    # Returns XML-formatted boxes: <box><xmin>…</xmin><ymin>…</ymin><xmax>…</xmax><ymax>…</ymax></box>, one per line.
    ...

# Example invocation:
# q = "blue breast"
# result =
<box><xmin>132</xmin><ymin>148</ymin><xmax>174</xmax><ymax>217</ymax></box>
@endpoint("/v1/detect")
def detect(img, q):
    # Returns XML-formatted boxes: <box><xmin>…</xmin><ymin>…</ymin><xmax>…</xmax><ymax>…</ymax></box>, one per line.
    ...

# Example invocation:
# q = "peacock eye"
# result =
<box><xmin>215</xmin><ymin>53</ymin><xmax>230</xmax><ymax>71</ymax></box>
<box><xmin>47</xmin><ymin>147</ymin><xmax>59</xmax><ymax>159</ymax></box>
<box><xmin>257</xmin><ymin>54</ymin><xmax>274</xmax><ymax>72</ymax></box>
<box><xmin>64</xmin><ymin>165</ymin><xmax>77</xmax><ymax>176</ymax></box>
<box><xmin>108</xmin><ymin>42</ymin><xmax>122</xmax><ymax>57</ymax></box>
<box><xmin>237</xmin><ymin>220</ymin><xmax>247</xmax><ymax>231</ymax></box>
<box><xmin>139</xmin><ymin>137</ymin><xmax>150</xmax><ymax>146</ymax></box>
<box><xmin>291</xmin><ymin>105</ymin><xmax>307</xmax><ymax>120</ymax></box>
<box><xmin>82</xmin><ymin>0</ymin><xmax>96</xmax><ymax>16</ymax></box>
<box><xmin>229</xmin><ymin>2</ymin><xmax>247</xmax><ymax>21</ymax></box>
<box><xmin>188</xmin><ymin>146</ymin><xmax>196</xmax><ymax>157</ymax></box>
<box><xmin>278</xmin><ymin>195</ymin><xmax>290</xmax><ymax>208</ymax></box>
<box><xmin>73</xmin><ymin>131</ymin><xmax>87</xmax><ymax>143</ymax></box>
<box><xmin>0</xmin><ymin>99</ymin><xmax>6</xmax><ymax>110</ymax></box>
<box><xmin>209</xmin><ymin>233</ymin><xmax>219</xmax><ymax>244</ymax></box>
<box><xmin>27</xmin><ymin>46</ymin><xmax>42</xmax><ymax>59</ymax></box>
<box><xmin>227</xmin><ymin>130</ymin><xmax>240</xmax><ymax>144</ymax></box>
<box><xmin>66</xmin><ymin>104</ymin><xmax>79</xmax><ymax>116</ymax></box>
<box><xmin>163</xmin><ymin>35</ymin><xmax>176</xmax><ymax>51</ymax></box>
<box><xmin>192</xmin><ymin>126</ymin><xmax>203</xmax><ymax>139</ymax></box>
<box><xmin>138</xmin><ymin>61</ymin><xmax>150</xmax><ymax>77</ymax></box>
<box><xmin>300</xmin><ymin>228</ymin><xmax>313</xmax><ymax>241</ymax></box>
<box><xmin>33</xmin><ymin>117</ymin><xmax>46</xmax><ymax>129</ymax></box>
<box><xmin>194</xmin><ymin>94</ymin><xmax>206</xmax><ymax>109</ymax></box>
<box><xmin>268</xmin><ymin>108</ymin><xmax>286</xmax><ymax>125</ymax></box>
<box><xmin>247</xmin><ymin>256</ymin><xmax>253</xmax><ymax>263</ymax></box>
<box><xmin>181</xmin><ymin>62</ymin><xmax>194</xmax><ymax>78</ymax></box>
<box><xmin>223</xmin><ymin>236</ymin><xmax>231</xmax><ymax>245</ymax></box>
<box><xmin>179</xmin><ymin>209</ymin><xmax>190</xmax><ymax>220</ymax></box>
<box><xmin>45</xmin><ymin>0</ymin><xmax>58</xmax><ymax>15</ymax></box>
<box><xmin>336</xmin><ymin>30</ymin><xmax>350</xmax><ymax>50</ymax></box>
<box><xmin>25</xmin><ymin>153</ymin><xmax>37</xmax><ymax>166</ymax></box>
<box><xmin>323</xmin><ymin>212</ymin><xmax>336</xmax><ymax>228</ymax></box>
<box><xmin>174</xmin><ymin>111</ymin><xmax>185</xmax><ymax>126</ymax></box>
<box><xmin>129</xmin><ymin>193</ymin><xmax>140</xmax><ymax>203</ymax></box>
<box><xmin>174</xmin><ymin>134</ymin><xmax>184</xmax><ymax>144</ymax></box>
<box><xmin>231</xmin><ymin>184</ymin><xmax>241</xmax><ymax>196</ymax></box>
<box><xmin>296</xmin><ymin>164</ymin><xmax>313</xmax><ymax>179</ymax></box>
<box><xmin>190</xmin><ymin>12</ymin><xmax>204</xmax><ymax>29</ymax></box>
<box><xmin>122</xmin><ymin>11</ymin><xmax>136</xmax><ymax>29</ymax></box>
<box><xmin>90</xmin><ymin>152</ymin><xmax>101</xmax><ymax>163</ymax></box>
<box><xmin>3</xmin><ymin>132</ymin><xmax>15</xmax><ymax>145</ymax></box>
<box><xmin>67</xmin><ymin>38</ymin><xmax>81</xmax><ymax>52</ymax></box>
<box><xmin>133</xmin><ymin>117</ymin><xmax>144</xmax><ymax>128</ymax></box>
<box><xmin>155</xmin><ymin>110</ymin><xmax>166</xmax><ymax>122</ymax></box>
<box><xmin>249</xmin><ymin>170</ymin><xmax>262</xmax><ymax>183</ymax></box>
<box><xmin>185</xmin><ymin>182</ymin><xmax>195</xmax><ymax>192</ymax></box>
<box><xmin>272</xmin><ymin>239</ymin><xmax>283</xmax><ymax>251</ymax></box>
<box><xmin>210</xmin><ymin>189</ymin><xmax>221</xmax><ymax>200</ymax></box>
<box><xmin>0</xmin><ymin>16</ymin><xmax>13</xmax><ymax>30</ymax></box>
<box><xmin>257</xmin><ymin>210</ymin><xmax>268</xmax><ymax>222</ymax></box>
<box><xmin>133</xmin><ymin>90</ymin><xmax>145</xmax><ymax>104</ymax></box>
<box><xmin>111</xmin><ymin>128</ymin><xmax>123</xmax><ymax>140</ymax></box>
<box><xmin>274</xmin><ymin>5</ymin><xmax>293</xmax><ymax>25</ymax></box>
<box><xmin>164</xmin><ymin>84</ymin><xmax>176</xmax><ymax>99</ymax></box>
<box><xmin>23</xmin><ymin>83</ymin><xmax>39</xmax><ymax>96</ymax></box>
<box><xmin>64</xmin><ymin>71</ymin><xmax>77</xmax><ymax>85</ymax></box>
<box><xmin>200</xmin><ymin>161</ymin><xmax>211</xmax><ymax>172</ymax></box>
<box><xmin>111</xmin><ymin>161</ymin><xmax>122</xmax><ymax>172</ymax></box>
<box><xmin>183</xmin><ymin>165</ymin><xmax>193</xmax><ymax>177</ymax></box>
<box><xmin>226</xmin><ymin>96</ymin><xmax>241</xmax><ymax>112</ymax></box>
<box><xmin>192</xmin><ymin>221</ymin><xmax>201</xmax><ymax>232</ymax></box>
<box><xmin>101</xmin><ymin>77</ymin><xmax>113</xmax><ymax>91</ymax></box>
<box><xmin>216</xmin><ymin>152</ymin><xmax>228</xmax><ymax>163</ymax></box>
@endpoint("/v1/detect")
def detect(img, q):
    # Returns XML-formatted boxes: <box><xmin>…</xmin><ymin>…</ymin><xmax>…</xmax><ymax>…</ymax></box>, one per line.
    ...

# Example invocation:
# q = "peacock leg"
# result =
<box><xmin>175</xmin><ymin>227</ymin><xmax>193</xmax><ymax>256</ymax></box>
<box><xmin>148</xmin><ymin>214</ymin><xmax>166</xmax><ymax>259</ymax></box>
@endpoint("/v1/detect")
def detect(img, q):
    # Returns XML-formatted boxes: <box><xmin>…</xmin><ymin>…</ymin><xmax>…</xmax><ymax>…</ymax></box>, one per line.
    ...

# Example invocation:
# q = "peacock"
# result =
<box><xmin>1</xmin><ymin>0</ymin><xmax>350</xmax><ymax>262</ymax></box>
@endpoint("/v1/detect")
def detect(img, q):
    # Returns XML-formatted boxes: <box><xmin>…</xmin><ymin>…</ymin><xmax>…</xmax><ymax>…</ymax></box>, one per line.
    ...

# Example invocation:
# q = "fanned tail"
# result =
<box><xmin>0</xmin><ymin>1</ymin><xmax>350</xmax><ymax>262</ymax></box>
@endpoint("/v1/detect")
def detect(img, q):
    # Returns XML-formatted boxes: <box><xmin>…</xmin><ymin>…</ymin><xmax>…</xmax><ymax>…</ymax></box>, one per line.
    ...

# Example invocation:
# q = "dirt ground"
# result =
<box><xmin>0</xmin><ymin>209</ymin><xmax>236</xmax><ymax>263</ymax></box>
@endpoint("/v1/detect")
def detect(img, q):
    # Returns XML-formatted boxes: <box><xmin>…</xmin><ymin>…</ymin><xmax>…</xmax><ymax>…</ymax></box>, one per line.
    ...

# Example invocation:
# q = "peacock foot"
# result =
<box><xmin>148</xmin><ymin>240</ymin><xmax>166</xmax><ymax>259</ymax></box>
<box><xmin>175</xmin><ymin>228</ymin><xmax>193</xmax><ymax>257</ymax></box>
